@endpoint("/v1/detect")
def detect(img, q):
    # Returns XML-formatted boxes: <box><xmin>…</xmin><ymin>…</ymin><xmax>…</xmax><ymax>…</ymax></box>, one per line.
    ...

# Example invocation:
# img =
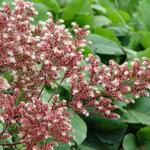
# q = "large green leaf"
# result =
<box><xmin>62</xmin><ymin>0</ymin><xmax>83</xmax><ymax>21</ymax></box>
<box><xmin>71</xmin><ymin>113</ymin><xmax>87</xmax><ymax>145</ymax></box>
<box><xmin>82</xmin><ymin>114</ymin><xmax>127</xmax><ymax>150</ymax></box>
<box><xmin>108</xmin><ymin>25</ymin><xmax>129</xmax><ymax>37</ymax></box>
<box><xmin>93</xmin><ymin>27</ymin><xmax>120</xmax><ymax>44</ymax></box>
<box><xmin>92</xmin><ymin>3</ymin><xmax>107</xmax><ymax>14</ymax></box>
<box><xmin>55</xmin><ymin>143</ymin><xmax>70</xmax><ymax>150</ymax></box>
<box><xmin>63</xmin><ymin>0</ymin><xmax>94</xmax><ymax>22</ymax></box>
<box><xmin>73</xmin><ymin>13</ymin><xmax>94</xmax><ymax>27</ymax></box>
<box><xmin>141</xmin><ymin>32</ymin><xmax>150</xmax><ymax>48</ymax></box>
<box><xmin>128</xmin><ymin>32</ymin><xmax>143</xmax><ymax>50</ymax></box>
<box><xmin>123</xmin><ymin>47</ymin><xmax>138</xmax><ymax>61</ymax></box>
<box><xmin>93</xmin><ymin>16</ymin><xmax>111</xmax><ymax>27</ymax></box>
<box><xmin>123</xmin><ymin>110</ymin><xmax>150</xmax><ymax>125</ymax></box>
<box><xmin>122</xmin><ymin>97</ymin><xmax>150</xmax><ymax>125</ymax></box>
<box><xmin>87</xmin><ymin>34</ymin><xmax>124</xmax><ymax>56</ymax></box>
<box><xmin>138</xmin><ymin>0</ymin><xmax>150</xmax><ymax>30</ymax></box>
<box><xmin>33</xmin><ymin>0</ymin><xmax>60</xmax><ymax>14</ymax></box>
<box><xmin>101</xmin><ymin>3</ymin><xmax>130</xmax><ymax>25</ymax></box>
<box><xmin>79</xmin><ymin>134</ymin><xmax>110</xmax><ymax>150</ymax></box>
<box><xmin>122</xmin><ymin>134</ymin><xmax>139</xmax><ymax>150</ymax></box>
<box><xmin>79</xmin><ymin>0</ymin><xmax>93</xmax><ymax>14</ymax></box>
<box><xmin>138</xmin><ymin>47</ymin><xmax>150</xmax><ymax>58</ymax></box>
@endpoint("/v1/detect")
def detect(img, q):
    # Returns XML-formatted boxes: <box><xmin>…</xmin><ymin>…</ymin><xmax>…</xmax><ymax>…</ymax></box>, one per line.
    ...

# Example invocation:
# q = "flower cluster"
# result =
<box><xmin>0</xmin><ymin>0</ymin><xmax>150</xmax><ymax>149</ymax></box>
<box><xmin>69</xmin><ymin>55</ymin><xmax>150</xmax><ymax>118</ymax></box>
<box><xmin>0</xmin><ymin>0</ymin><xmax>89</xmax><ymax>100</ymax></box>
<box><xmin>0</xmin><ymin>0</ymin><xmax>78</xmax><ymax>149</ymax></box>
<box><xmin>0</xmin><ymin>93</ymin><xmax>72</xmax><ymax>149</ymax></box>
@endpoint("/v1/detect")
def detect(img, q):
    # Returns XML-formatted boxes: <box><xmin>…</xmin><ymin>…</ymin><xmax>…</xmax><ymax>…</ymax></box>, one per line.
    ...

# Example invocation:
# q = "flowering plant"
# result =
<box><xmin>0</xmin><ymin>0</ymin><xmax>150</xmax><ymax>150</ymax></box>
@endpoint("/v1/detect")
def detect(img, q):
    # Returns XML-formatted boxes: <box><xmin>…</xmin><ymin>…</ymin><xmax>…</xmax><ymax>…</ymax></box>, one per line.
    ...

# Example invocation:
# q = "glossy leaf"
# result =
<box><xmin>82</xmin><ymin>114</ymin><xmax>127</xmax><ymax>150</ymax></box>
<box><xmin>122</xmin><ymin>97</ymin><xmax>150</xmax><ymax>125</ymax></box>
<box><xmin>93</xmin><ymin>27</ymin><xmax>120</xmax><ymax>44</ymax></box>
<box><xmin>93</xmin><ymin>16</ymin><xmax>111</xmax><ymax>27</ymax></box>
<box><xmin>55</xmin><ymin>143</ymin><xmax>70</xmax><ymax>150</ymax></box>
<box><xmin>34</xmin><ymin>0</ymin><xmax>60</xmax><ymax>14</ymax></box>
<box><xmin>73</xmin><ymin>13</ymin><xmax>94</xmax><ymax>27</ymax></box>
<box><xmin>138</xmin><ymin>47</ymin><xmax>150</xmax><ymax>58</ymax></box>
<box><xmin>71</xmin><ymin>113</ymin><xmax>87</xmax><ymax>145</ymax></box>
<box><xmin>87</xmin><ymin>34</ymin><xmax>124</xmax><ymax>56</ymax></box>
<box><xmin>138</xmin><ymin>0</ymin><xmax>150</xmax><ymax>30</ymax></box>
<box><xmin>62</xmin><ymin>0</ymin><xmax>83</xmax><ymax>21</ymax></box>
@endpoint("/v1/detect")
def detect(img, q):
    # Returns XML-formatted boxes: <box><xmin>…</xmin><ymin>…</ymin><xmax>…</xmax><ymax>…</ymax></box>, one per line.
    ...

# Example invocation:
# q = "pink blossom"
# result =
<box><xmin>0</xmin><ymin>94</ymin><xmax>73</xmax><ymax>149</ymax></box>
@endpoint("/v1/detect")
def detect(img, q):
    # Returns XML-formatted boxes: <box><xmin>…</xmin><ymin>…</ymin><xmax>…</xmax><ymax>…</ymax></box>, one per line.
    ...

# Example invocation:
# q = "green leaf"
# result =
<box><xmin>141</xmin><ymin>32</ymin><xmax>150</xmax><ymax>48</ymax></box>
<box><xmin>138</xmin><ymin>47</ymin><xmax>150</xmax><ymax>58</ymax></box>
<box><xmin>123</xmin><ymin>47</ymin><xmax>138</xmax><ymax>61</ymax></box>
<box><xmin>2</xmin><ymin>71</ymin><xmax>12</xmax><ymax>82</ymax></box>
<box><xmin>122</xmin><ymin>97</ymin><xmax>150</xmax><ymax>125</ymax></box>
<box><xmin>138</xmin><ymin>0</ymin><xmax>150</xmax><ymax>30</ymax></box>
<box><xmin>93</xmin><ymin>16</ymin><xmax>111</xmax><ymax>27</ymax></box>
<box><xmin>82</xmin><ymin>114</ymin><xmax>127</xmax><ymax>150</ymax></box>
<box><xmin>128</xmin><ymin>32</ymin><xmax>143</xmax><ymax>50</ymax></box>
<box><xmin>118</xmin><ymin>10</ymin><xmax>131</xmax><ymax>22</ymax></box>
<box><xmin>41</xmin><ymin>87</ymin><xmax>51</xmax><ymax>103</ymax></box>
<box><xmin>84</xmin><ymin>114</ymin><xmax>127</xmax><ymax>130</ymax></box>
<box><xmin>55</xmin><ymin>143</ymin><xmax>70</xmax><ymax>150</ymax></box>
<box><xmin>104</xmin><ymin>6</ymin><xmax>129</xmax><ymax>25</ymax></box>
<box><xmin>124</xmin><ymin>97</ymin><xmax>150</xmax><ymax>116</ymax></box>
<box><xmin>71</xmin><ymin>113</ymin><xmax>87</xmax><ymax>145</ymax></box>
<box><xmin>93</xmin><ymin>27</ymin><xmax>120</xmax><ymax>44</ymax></box>
<box><xmin>79</xmin><ymin>0</ymin><xmax>93</xmax><ymax>14</ymax></box>
<box><xmin>79</xmin><ymin>135</ymin><xmax>107</xmax><ymax>150</ymax></box>
<box><xmin>92</xmin><ymin>3</ymin><xmax>107</xmax><ymax>14</ymax></box>
<box><xmin>115</xmin><ymin>0</ymin><xmax>139</xmax><ymax>15</ymax></box>
<box><xmin>0</xmin><ymin>123</ymin><xmax>3</xmax><ymax>132</ymax></box>
<box><xmin>73</xmin><ymin>13</ymin><xmax>94</xmax><ymax>27</ymax></box>
<box><xmin>63</xmin><ymin>0</ymin><xmax>83</xmax><ymax>21</ymax></box>
<box><xmin>108</xmin><ymin>25</ymin><xmax>129</xmax><ymax>37</ymax></box>
<box><xmin>137</xmin><ymin>126</ymin><xmax>150</xmax><ymax>150</ymax></box>
<box><xmin>56</xmin><ymin>0</ymin><xmax>66</xmax><ymax>7</ymax></box>
<box><xmin>33</xmin><ymin>0</ymin><xmax>60</xmax><ymax>14</ymax></box>
<box><xmin>16</xmin><ymin>143</ymin><xmax>26</xmax><ymax>150</ymax></box>
<box><xmin>83</xmin><ymin>47</ymin><xmax>95</xmax><ymax>57</ymax></box>
<box><xmin>123</xmin><ymin>110</ymin><xmax>150</xmax><ymax>125</ymax></box>
<box><xmin>87</xmin><ymin>34</ymin><xmax>124</xmax><ymax>56</ymax></box>
<box><xmin>122</xmin><ymin>134</ymin><xmax>139</xmax><ymax>150</ymax></box>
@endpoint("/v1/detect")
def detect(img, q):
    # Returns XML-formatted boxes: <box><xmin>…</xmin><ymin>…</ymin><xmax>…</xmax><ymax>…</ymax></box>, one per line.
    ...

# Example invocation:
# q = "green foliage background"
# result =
<box><xmin>1</xmin><ymin>0</ymin><xmax>150</xmax><ymax>150</ymax></box>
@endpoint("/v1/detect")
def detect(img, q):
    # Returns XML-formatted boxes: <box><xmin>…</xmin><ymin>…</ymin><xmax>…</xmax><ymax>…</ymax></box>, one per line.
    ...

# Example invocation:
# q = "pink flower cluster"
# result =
<box><xmin>69</xmin><ymin>55</ymin><xmax>150</xmax><ymax>118</ymax></box>
<box><xmin>0</xmin><ymin>0</ymin><xmax>89</xmax><ymax>100</ymax></box>
<box><xmin>0</xmin><ymin>92</ymin><xmax>72</xmax><ymax>149</ymax></box>
<box><xmin>0</xmin><ymin>0</ymin><xmax>150</xmax><ymax>149</ymax></box>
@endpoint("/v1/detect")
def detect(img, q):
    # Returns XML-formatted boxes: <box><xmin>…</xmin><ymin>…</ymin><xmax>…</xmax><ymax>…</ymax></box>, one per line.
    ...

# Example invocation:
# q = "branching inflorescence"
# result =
<box><xmin>0</xmin><ymin>0</ymin><xmax>150</xmax><ymax>149</ymax></box>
